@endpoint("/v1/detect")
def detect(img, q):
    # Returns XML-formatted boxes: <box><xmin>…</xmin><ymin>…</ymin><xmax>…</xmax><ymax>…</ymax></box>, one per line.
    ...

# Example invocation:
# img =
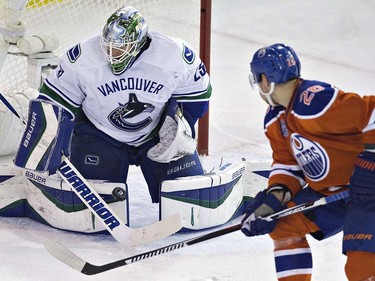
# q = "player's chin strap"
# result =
<box><xmin>259</xmin><ymin>82</ymin><xmax>276</xmax><ymax>106</ymax></box>
<box><xmin>248</xmin><ymin>74</ymin><xmax>276</xmax><ymax>107</ymax></box>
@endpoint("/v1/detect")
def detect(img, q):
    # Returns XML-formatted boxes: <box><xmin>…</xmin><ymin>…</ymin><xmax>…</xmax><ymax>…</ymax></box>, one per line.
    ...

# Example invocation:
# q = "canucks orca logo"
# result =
<box><xmin>182</xmin><ymin>44</ymin><xmax>195</xmax><ymax>64</ymax></box>
<box><xmin>108</xmin><ymin>93</ymin><xmax>155</xmax><ymax>131</ymax></box>
<box><xmin>290</xmin><ymin>133</ymin><xmax>330</xmax><ymax>181</ymax></box>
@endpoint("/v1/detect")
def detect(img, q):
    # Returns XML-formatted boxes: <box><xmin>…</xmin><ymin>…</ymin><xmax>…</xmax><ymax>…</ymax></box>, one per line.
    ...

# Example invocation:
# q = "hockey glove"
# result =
<box><xmin>14</xmin><ymin>99</ymin><xmax>74</xmax><ymax>175</ymax></box>
<box><xmin>241</xmin><ymin>185</ymin><xmax>290</xmax><ymax>237</ymax></box>
<box><xmin>350</xmin><ymin>150</ymin><xmax>375</xmax><ymax>204</ymax></box>
<box><xmin>147</xmin><ymin>98</ymin><xmax>196</xmax><ymax>163</ymax></box>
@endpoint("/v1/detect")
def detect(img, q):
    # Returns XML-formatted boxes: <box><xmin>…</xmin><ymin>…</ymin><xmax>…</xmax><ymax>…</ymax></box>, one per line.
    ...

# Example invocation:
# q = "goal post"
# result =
<box><xmin>0</xmin><ymin>0</ymin><xmax>211</xmax><ymax>155</ymax></box>
<box><xmin>198</xmin><ymin>0</ymin><xmax>211</xmax><ymax>155</ymax></box>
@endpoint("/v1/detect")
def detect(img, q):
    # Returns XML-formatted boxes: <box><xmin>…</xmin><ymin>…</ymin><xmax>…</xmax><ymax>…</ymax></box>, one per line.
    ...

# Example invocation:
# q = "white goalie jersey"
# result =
<box><xmin>43</xmin><ymin>31</ymin><xmax>210</xmax><ymax>146</ymax></box>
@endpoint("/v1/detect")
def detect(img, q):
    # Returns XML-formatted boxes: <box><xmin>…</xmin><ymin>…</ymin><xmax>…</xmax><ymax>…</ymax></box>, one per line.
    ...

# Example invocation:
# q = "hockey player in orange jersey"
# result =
<box><xmin>240</xmin><ymin>43</ymin><xmax>375</xmax><ymax>280</ymax></box>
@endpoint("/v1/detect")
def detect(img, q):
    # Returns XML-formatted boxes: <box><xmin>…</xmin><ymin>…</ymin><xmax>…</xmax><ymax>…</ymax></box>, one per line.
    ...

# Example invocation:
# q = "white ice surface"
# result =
<box><xmin>2</xmin><ymin>0</ymin><xmax>375</xmax><ymax>280</ymax></box>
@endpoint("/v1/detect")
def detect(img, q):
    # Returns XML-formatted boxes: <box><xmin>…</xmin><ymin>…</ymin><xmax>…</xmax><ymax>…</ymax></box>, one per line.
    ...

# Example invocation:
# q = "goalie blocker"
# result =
<box><xmin>14</xmin><ymin>98</ymin><xmax>74</xmax><ymax>174</ymax></box>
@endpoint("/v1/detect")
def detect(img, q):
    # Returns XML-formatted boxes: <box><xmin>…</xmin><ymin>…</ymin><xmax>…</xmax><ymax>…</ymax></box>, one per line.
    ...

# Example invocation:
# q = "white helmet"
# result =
<box><xmin>100</xmin><ymin>6</ymin><xmax>149</xmax><ymax>74</ymax></box>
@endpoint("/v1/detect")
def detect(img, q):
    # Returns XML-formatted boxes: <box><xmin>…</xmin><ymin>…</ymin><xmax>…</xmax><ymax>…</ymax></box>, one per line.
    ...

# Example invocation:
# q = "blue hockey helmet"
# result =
<box><xmin>250</xmin><ymin>43</ymin><xmax>301</xmax><ymax>85</ymax></box>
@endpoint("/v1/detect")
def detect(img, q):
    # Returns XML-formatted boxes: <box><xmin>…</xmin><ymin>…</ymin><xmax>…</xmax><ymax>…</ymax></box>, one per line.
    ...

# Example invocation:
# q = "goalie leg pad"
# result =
<box><xmin>0</xmin><ymin>159</ymin><xmax>26</xmax><ymax>217</ymax></box>
<box><xmin>140</xmin><ymin>143</ymin><xmax>204</xmax><ymax>203</ymax></box>
<box><xmin>0</xmin><ymin>154</ymin><xmax>129</xmax><ymax>233</ymax></box>
<box><xmin>23</xmin><ymin>170</ymin><xmax>129</xmax><ymax>233</ymax></box>
<box><xmin>14</xmin><ymin>99</ymin><xmax>74</xmax><ymax>174</ymax></box>
<box><xmin>160</xmin><ymin>162</ymin><xmax>247</xmax><ymax>230</ymax></box>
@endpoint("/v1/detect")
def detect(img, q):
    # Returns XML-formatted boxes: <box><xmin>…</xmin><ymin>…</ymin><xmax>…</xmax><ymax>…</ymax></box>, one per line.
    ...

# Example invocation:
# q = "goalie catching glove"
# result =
<box><xmin>241</xmin><ymin>185</ymin><xmax>291</xmax><ymax>236</ymax></box>
<box><xmin>147</xmin><ymin>98</ymin><xmax>197</xmax><ymax>163</ymax></box>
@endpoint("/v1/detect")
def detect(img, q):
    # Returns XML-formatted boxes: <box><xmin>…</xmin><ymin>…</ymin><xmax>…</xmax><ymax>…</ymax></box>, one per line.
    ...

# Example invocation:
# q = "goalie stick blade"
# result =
<box><xmin>129</xmin><ymin>213</ymin><xmax>182</xmax><ymax>246</ymax></box>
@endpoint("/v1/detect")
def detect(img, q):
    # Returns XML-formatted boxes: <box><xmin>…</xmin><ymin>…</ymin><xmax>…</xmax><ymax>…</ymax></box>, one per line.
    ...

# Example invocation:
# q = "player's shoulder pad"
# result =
<box><xmin>292</xmin><ymin>80</ymin><xmax>338</xmax><ymax>118</ymax></box>
<box><xmin>63</xmin><ymin>34</ymin><xmax>106</xmax><ymax>69</ymax></box>
<box><xmin>264</xmin><ymin>105</ymin><xmax>285</xmax><ymax>129</ymax></box>
<box><xmin>180</xmin><ymin>41</ymin><xmax>196</xmax><ymax>65</ymax></box>
<box><xmin>148</xmin><ymin>31</ymin><xmax>199</xmax><ymax>70</ymax></box>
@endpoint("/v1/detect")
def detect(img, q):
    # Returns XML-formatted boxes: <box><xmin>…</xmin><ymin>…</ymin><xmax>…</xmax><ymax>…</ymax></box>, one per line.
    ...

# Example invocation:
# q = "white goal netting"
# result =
<box><xmin>0</xmin><ymin>0</ymin><xmax>201</xmax><ymax>156</ymax></box>
<box><xmin>0</xmin><ymin>0</ymin><xmax>200</xmax><ymax>97</ymax></box>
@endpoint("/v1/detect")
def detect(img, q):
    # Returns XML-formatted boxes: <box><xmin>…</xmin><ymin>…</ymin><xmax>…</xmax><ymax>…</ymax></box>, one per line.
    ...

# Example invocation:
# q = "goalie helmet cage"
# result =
<box><xmin>0</xmin><ymin>0</ymin><xmax>211</xmax><ymax>155</ymax></box>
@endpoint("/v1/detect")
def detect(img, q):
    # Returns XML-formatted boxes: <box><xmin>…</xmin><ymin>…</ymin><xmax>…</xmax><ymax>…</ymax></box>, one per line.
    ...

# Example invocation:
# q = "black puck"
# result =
<box><xmin>112</xmin><ymin>187</ymin><xmax>126</xmax><ymax>201</ymax></box>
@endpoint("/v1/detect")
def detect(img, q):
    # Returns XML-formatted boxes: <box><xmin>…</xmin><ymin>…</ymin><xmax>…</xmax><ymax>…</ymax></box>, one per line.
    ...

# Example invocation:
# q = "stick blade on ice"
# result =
<box><xmin>45</xmin><ymin>240</ymin><xmax>86</xmax><ymax>272</ymax></box>
<box><xmin>129</xmin><ymin>213</ymin><xmax>182</xmax><ymax>245</ymax></box>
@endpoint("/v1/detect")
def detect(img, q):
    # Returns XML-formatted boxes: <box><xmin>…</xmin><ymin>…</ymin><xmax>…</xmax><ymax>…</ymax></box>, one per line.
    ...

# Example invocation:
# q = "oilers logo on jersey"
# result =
<box><xmin>290</xmin><ymin>133</ymin><xmax>330</xmax><ymax>181</ymax></box>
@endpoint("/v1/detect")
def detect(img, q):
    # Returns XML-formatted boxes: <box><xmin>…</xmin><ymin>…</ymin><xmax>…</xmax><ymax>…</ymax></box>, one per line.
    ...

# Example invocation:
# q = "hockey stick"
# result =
<box><xmin>45</xmin><ymin>190</ymin><xmax>349</xmax><ymax>275</ymax></box>
<box><xmin>0</xmin><ymin>91</ymin><xmax>26</xmax><ymax>125</ymax></box>
<box><xmin>268</xmin><ymin>189</ymin><xmax>349</xmax><ymax>220</ymax></box>
<box><xmin>58</xmin><ymin>156</ymin><xmax>182</xmax><ymax>247</ymax></box>
<box><xmin>0</xmin><ymin>95</ymin><xmax>182</xmax><ymax>246</ymax></box>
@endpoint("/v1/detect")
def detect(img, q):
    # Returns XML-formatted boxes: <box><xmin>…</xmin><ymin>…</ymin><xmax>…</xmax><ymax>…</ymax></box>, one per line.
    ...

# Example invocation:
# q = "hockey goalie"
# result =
<box><xmin>0</xmin><ymin>5</ymin><xmax>262</xmax><ymax>236</ymax></box>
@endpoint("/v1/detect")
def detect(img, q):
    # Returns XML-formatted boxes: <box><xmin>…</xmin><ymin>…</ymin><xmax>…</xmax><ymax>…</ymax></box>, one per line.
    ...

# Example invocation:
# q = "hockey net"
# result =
<box><xmin>0</xmin><ymin>0</ymin><xmax>210</xmax><ymax>155</ymax></box>
<box><xmin>0</xmin><ymin>0</ymin><xmax>201</xmax><ymax>96</ymax></box>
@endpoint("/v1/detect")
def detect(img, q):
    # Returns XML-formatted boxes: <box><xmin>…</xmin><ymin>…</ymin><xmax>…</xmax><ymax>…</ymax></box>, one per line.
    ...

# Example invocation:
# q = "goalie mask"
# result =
<box><xmin>100</xmin><ymin>6</ymin><xmax>149</xmax><ymax>74</ymax></box>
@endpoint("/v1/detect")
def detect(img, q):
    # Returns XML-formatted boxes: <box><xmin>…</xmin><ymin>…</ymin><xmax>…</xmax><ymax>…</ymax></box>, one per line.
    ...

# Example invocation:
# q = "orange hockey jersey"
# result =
<box><xmin>265</xmin><ymin>79</ymin><xmax>375</xmax><ymax>196</ymax></box>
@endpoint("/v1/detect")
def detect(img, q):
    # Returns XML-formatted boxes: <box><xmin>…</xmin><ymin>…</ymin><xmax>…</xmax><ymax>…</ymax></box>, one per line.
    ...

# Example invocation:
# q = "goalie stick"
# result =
<box><xmin>0</xmin><ymin>94</ymin><xmax>182</xmax><ymax>246</ymax></box>
<box><xmin>45</xmin><ymin>189</ymin><xmax>349</xmax><ymax>275</ymax></box>
<box><xmin>58</xmin><ymin>156</ymin><xmax>182</xmax><ymax>247</ymax></box>
<box><xmin>0</xmin><ymin>91</ymin><xmax>26</xmax><ymax>125</ymax></box>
